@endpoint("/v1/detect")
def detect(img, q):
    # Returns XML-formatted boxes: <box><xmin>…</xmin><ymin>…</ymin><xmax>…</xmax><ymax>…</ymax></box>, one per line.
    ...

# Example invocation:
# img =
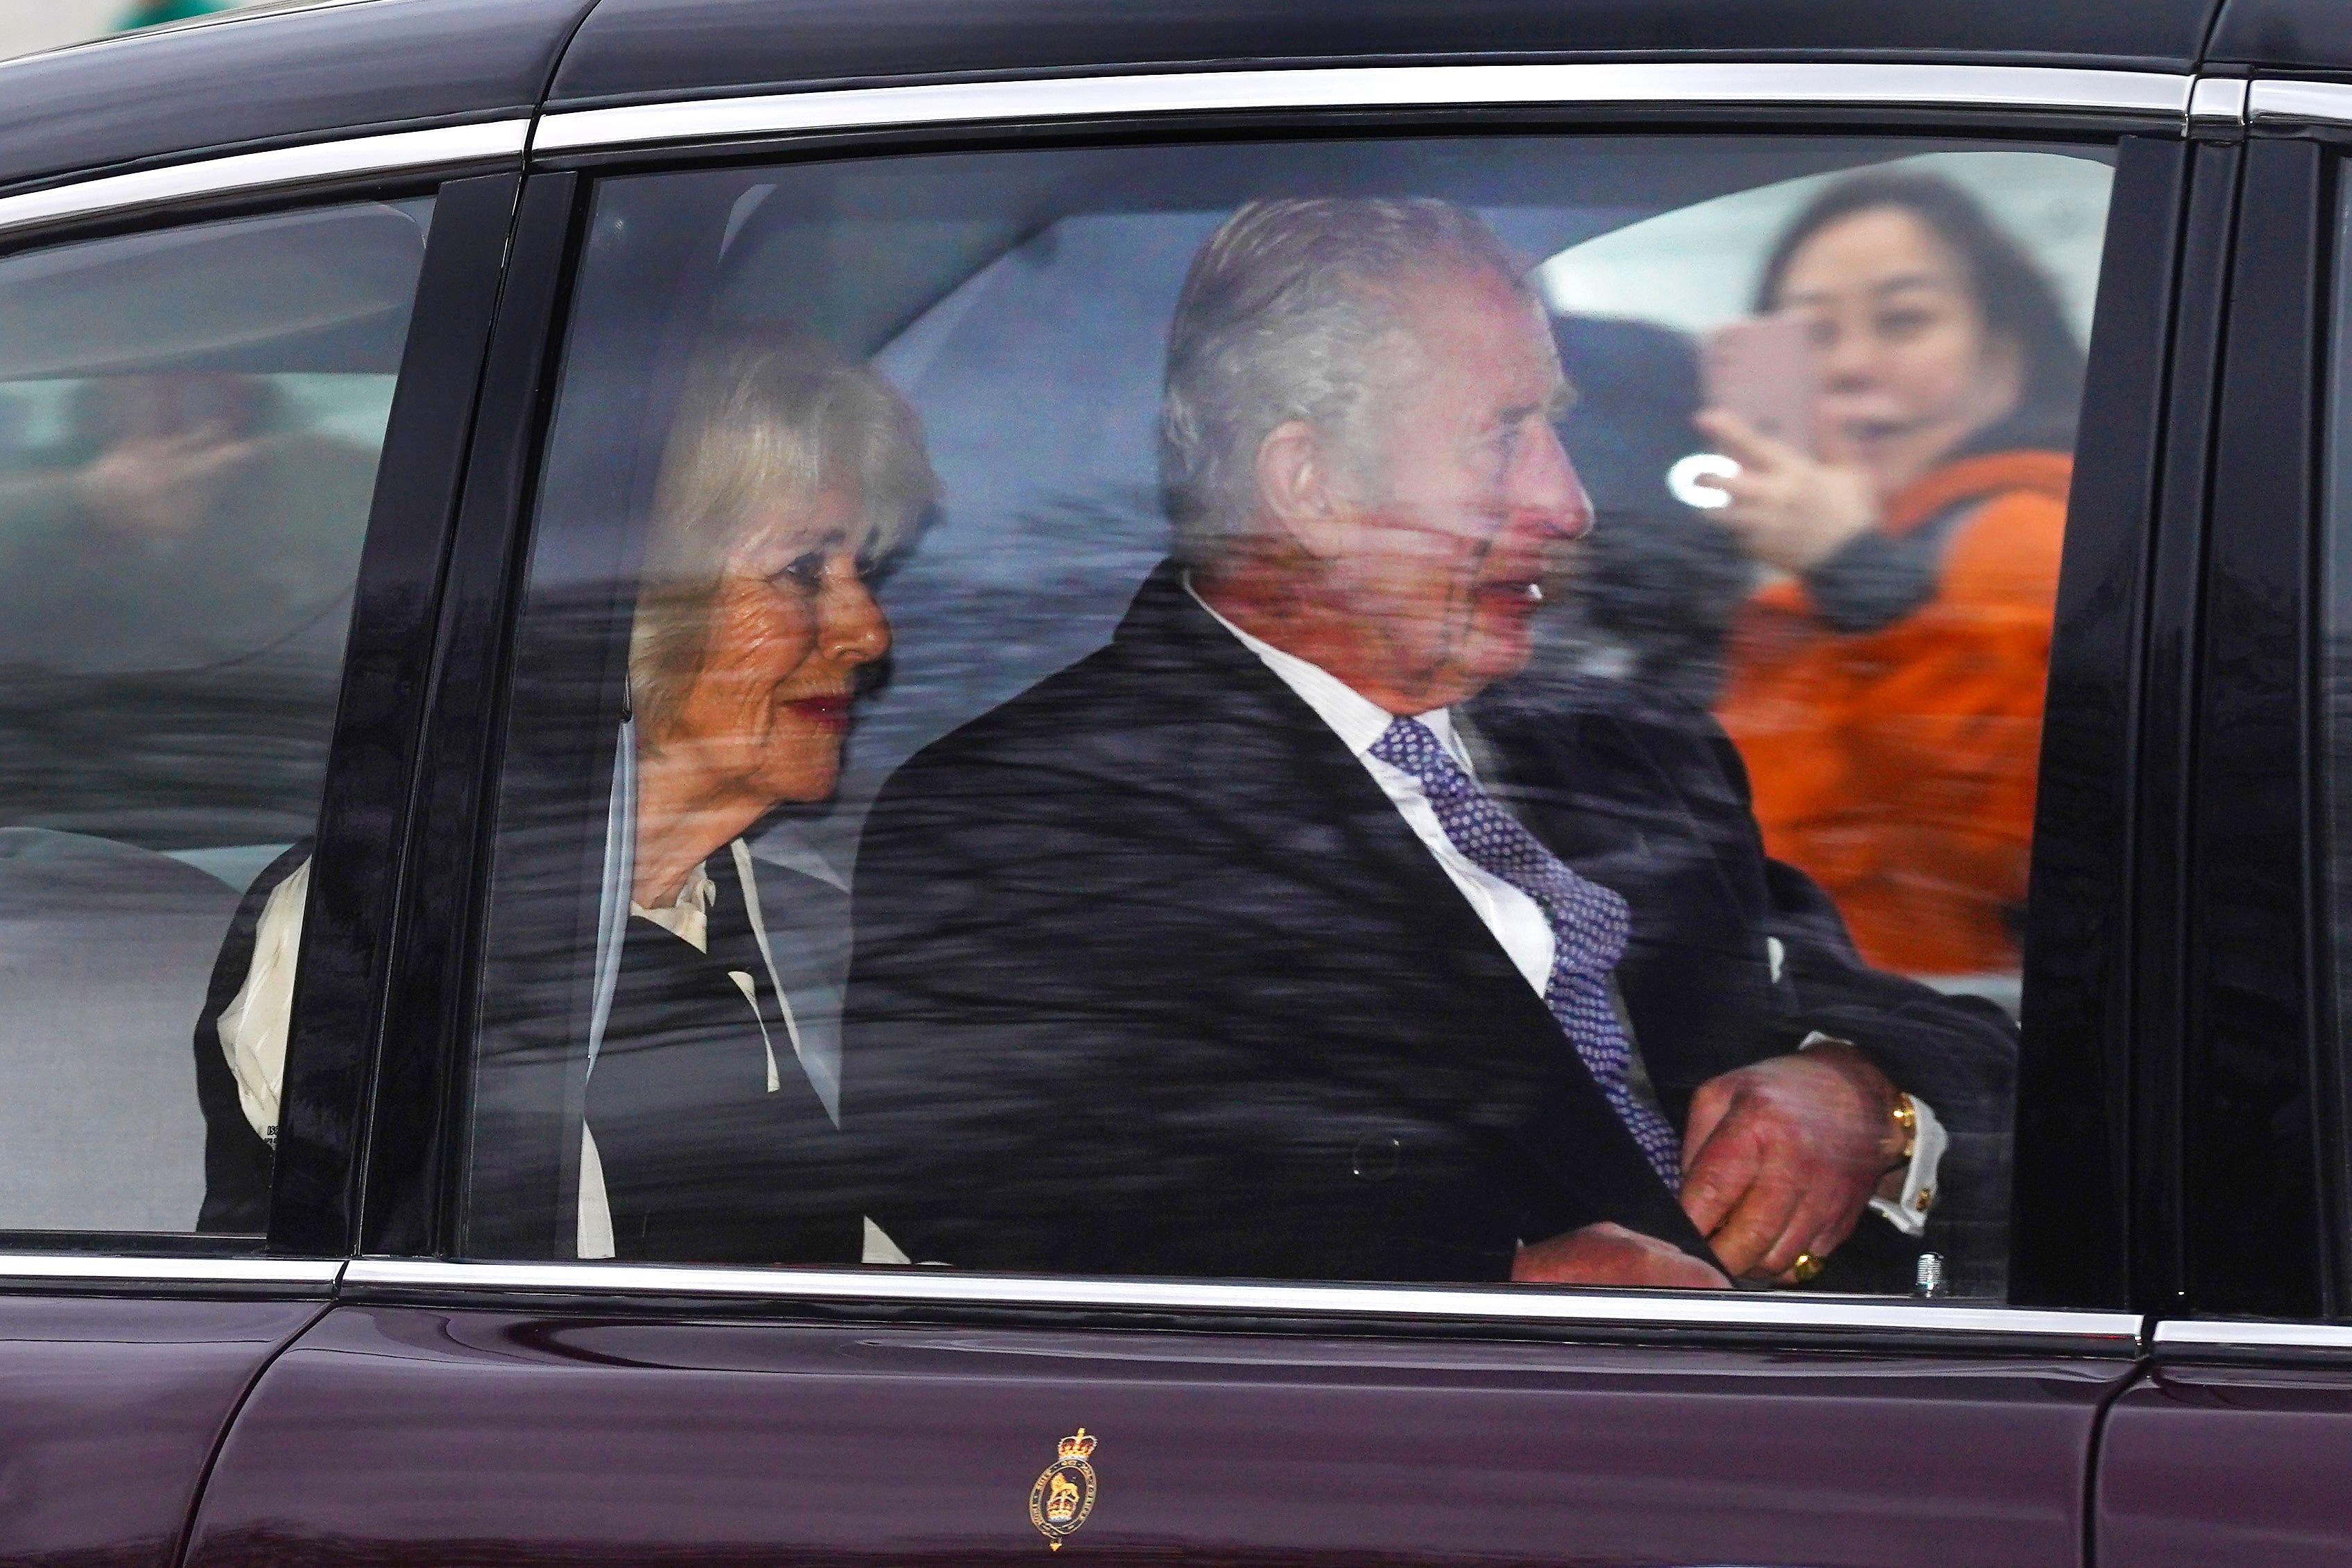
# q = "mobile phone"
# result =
<box><xmin>1701</xmin><ymin>314</ymin><xmax>1819</xmax><ymax>457</ymax></box>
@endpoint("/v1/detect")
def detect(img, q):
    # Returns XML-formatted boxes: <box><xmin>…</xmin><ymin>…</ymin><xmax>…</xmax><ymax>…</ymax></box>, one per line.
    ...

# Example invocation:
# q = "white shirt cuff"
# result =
<box><xmin>1868</xmin><ymin>1093</ymin><xmax>1947</xmax><ymax>1237</ymax></box>
<box><xmin>1795</xmin><ymin>1032</ymin><xmax>1948</xmax><ymax>1239</ymax></box>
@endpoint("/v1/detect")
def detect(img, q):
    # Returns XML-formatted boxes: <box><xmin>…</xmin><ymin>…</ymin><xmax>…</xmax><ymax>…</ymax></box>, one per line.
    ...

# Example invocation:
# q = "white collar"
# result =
<box><xmin>1183</xmin><ymin>573</ymin><xmax>1468</xmax><ymax>768</ymax></box>
<box><xmin>630</xmin><ymin>859</ymin><xmax>717</xmax><ymax>952</ymax></box>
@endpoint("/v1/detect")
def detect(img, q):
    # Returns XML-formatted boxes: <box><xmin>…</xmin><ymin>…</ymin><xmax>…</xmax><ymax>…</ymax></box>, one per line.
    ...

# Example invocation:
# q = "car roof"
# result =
<box><xmin>550</xmin><ymin>0</ymin><xmax>2226</xmax><ymax>110</ymax></box>
<box><xmin>0</xmin><ymin>0</ymin><xmax>594</xmax><ymax>198</ymax></box>
<box><xmin>8</xmin><ymin>0</ymin><xmax>2352</xmax><ymax>207</ymax></box>
<box><xmin>2208</xmin><ymin>0</ymin><xmax>2352</xmax><ymax>72</ymax></box>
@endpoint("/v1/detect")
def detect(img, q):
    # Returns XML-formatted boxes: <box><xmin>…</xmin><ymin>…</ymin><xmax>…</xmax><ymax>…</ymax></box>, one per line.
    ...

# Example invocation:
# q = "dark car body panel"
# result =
<box><xmin>2013</xmin><ymin>132</ymin><xmax>2199</xmax><ymax>1313</ymax></box>
<box><xmin>2179</xmin><ymin>135</ymin><xmax>2329</xmax><ymax>1321</ymax></box>
<box><xmin>186</xmin><ymin>1304</ymin><xmax>2131</xmax><ymax>1567</ymax></box>
<box><xmin>2099</xmin><ymin>1358</ymin><xmax>2352</xmax><ymax>1565</ymax></box>
<box><xmin>0</xmin><ymin>0</ymin><xmax>594</xmax><ymax>200</ymax></box>
<box><xmin>341</xmin><ymin>171</ymin><xmax>582</xmax><ymax>1259</ymax></box>
<box><xmin>1</xmin><ymin>0</ymin><xmax>2347</xmax><ymax>226</ymax></box>
<box><xmin>0</xmin><ymin>1295</ymin><xmax>325</xmax><ymax>1568</ymax></box>
<box><xmin>547</xmin><ymin>0</ymin><xmax>2222</xmax><ymax>108</ymax></box>
<box><xmin>266</xmin><ymin>170</ymin><xmax>529</xmax><ymax>1259</ymax></box>
<box><xmin>2208</xmin><ymin>0</ymin><xmax>2352</xmax><ymax>75</ymax></box>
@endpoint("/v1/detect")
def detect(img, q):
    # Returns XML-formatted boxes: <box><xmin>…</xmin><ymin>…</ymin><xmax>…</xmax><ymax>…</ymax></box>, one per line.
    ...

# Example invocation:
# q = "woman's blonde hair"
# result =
<box><xmin>629</xmin><ymin>325</ymin><xmax>936</xmax><ymax>741</ymax></box>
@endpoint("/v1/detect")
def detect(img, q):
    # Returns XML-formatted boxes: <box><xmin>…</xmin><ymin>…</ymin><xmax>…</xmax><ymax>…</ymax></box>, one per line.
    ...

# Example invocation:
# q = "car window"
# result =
<box><xmin>0</xmin><ymin>196</ymin><xmax>431</xmax><ymax>1238</ymax></box>
<box><xmin>463</xmin><ymin>135</ymin><xmax>2111</xmax><ymax>1298</ymax></box>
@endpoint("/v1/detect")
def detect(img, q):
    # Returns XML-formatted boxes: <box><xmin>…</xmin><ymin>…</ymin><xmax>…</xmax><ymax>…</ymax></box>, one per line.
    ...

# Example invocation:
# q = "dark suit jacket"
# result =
<box><xmin>587</xmin><ymin>847</ymin><xmax>859</xmax><ymax>1266</ymax></box>
<box><xmin>844</xmin><ymin>561</ymin><xmax>2015</xmax><ymax>1285</ymax></box>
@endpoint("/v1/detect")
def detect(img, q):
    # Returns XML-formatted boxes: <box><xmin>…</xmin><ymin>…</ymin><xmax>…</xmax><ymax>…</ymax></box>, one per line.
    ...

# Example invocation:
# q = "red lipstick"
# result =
<box><xmin>782</xmin><ymin>694</ymin><xmax>851</xmax><ymax>732</ymax></box>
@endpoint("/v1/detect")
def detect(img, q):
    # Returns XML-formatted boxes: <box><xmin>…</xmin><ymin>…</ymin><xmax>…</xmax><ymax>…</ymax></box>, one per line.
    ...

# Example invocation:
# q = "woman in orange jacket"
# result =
<box><xmin>1698</xmin><ymin>171</ymin><xmax>2084</xmax><ymax>979</ymax></box>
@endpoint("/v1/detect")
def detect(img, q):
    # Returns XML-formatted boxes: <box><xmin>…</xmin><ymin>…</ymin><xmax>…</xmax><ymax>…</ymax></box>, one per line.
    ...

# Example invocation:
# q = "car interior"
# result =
<box><xmin>467</xmin><ymin>132</ymin><xmax>2111</xmax><ymax>1265</ymax></box>
<box><xmin>0</xmin><ymin>196</ymin><xmax>429</xmax><ymax>1230</ymax></box>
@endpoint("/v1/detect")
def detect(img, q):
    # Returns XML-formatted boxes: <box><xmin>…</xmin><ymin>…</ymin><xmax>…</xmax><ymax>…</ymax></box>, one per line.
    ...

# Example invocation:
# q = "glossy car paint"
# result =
<box><xmin>185</xmin><ymin>1304</ymin><xmax>2131</xmax><ymax>1567</ymax></box>
<box><xmin>2098</xmin><ymin>1358</ymin><xmax>2352</xmax><ymax>1564</ymax></box>
<box><xmin>2208</xmin><ymin>0</ymin><xmax>2352</xmax><ymax>74</ymax></box>
<box><xmin>2088</xmin><ymin>96</ymin><xmax>2345</xmax><ymax>1568</ymax></box>
<box><xmin>270</xmin><ymin>171</ymin><xmax>525</xmax><ymax>1259</ymax></box>
<box><xmin>0</xmin><ymin>0</ymin><xmax>593</xmax><ymax>201</ymax></box>
<box><xmin>0</xmin><ymin>1295</ymin><xmax>324</xmax><ymax>1568</ymax></box>
<box><xmin>2011</xmin><ymin>133</ymin><xmax>2196</xmax><ymax>1313</ymax></box>
<box><xmin>548</xmin><ymin>0</ymin><xmax>2220</xmax><ymax>110</ymax></box>
<box><xmin>2118</xmin><ymin>137</ymin><xmax>2238</xmax><ymax>1316</ymax></box>
<box><xmin>348</xmin><ymin>172</ymin><xmax>581</xmax><ymax>1259</ymax></box>
<box><xmin>2183</xmin><ymin>135</ymin><xmax>2326</xmax><ymax>1320</ymax></box>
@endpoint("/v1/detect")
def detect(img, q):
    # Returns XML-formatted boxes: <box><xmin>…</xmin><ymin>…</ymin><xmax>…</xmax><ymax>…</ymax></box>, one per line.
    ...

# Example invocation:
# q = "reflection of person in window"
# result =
<box><xmin>194</xmin><ymin>329</ymin><xmax>935</xmax><ymax>1260</ymax></box>
<box><xmin>1694</xmin><ymin>173</ymin><xmax>2081</xmax><ymax>982</ymax></box>
<box><xmin>847</xmin><ymin>198</ymin><xmax>2014</xmax><ymax>1293</ymax></box>
<box><xmin>0</xmin><ymin>372</ymin><xmax>377</xmax><ymax>673</ymax></box>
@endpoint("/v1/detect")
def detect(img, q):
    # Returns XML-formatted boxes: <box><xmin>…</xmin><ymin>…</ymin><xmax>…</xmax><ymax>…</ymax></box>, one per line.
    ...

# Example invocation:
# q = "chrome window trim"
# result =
<box><xmin>2156</xmin><ymin>1318</ymin><xmax>2352</xmax><ymax>1352</ymax></box>
<box><xmin>534</xmin><ymin>62</ymin><xmax>2194</xmax><ymax>155</ymax></box>
<box><xmin>2190</xmin><ymin>77</ymin><xmax>2251</xmax><ymax>128</ymax></box>
<box><xmin>345</xmin><ymin>1259</ymin><xmax>2142</xmax><ymax>1343</ymax></box>
<box><xmin>0</xmin><ymin>1255</ymin><xmax>342</xmax><ymax>1288</ymax></box>
<box><xmin>2249</xmin><ymin>78</ymin><xmax>2352</xmax><ymax>129</ymax></box>
<box><xmin>0</xmin><ymin>119</ymin><xmax>529</xmax><ymax>241</ymax></box>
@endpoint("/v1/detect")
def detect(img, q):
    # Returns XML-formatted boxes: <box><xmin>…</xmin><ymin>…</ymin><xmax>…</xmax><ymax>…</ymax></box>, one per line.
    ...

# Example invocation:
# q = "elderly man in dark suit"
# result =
<box><xmin>844</xmin><ymin>196</ymin><xmax>2011</xmax><ymax>1291</ymax></box>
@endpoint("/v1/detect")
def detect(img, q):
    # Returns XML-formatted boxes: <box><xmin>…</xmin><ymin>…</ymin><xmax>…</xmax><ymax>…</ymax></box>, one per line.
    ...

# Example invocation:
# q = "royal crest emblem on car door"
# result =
<box><xmin>1029</xmin><ymin>1429</ymin><xmax>1099</xmax><ymax>1549</ymax></box>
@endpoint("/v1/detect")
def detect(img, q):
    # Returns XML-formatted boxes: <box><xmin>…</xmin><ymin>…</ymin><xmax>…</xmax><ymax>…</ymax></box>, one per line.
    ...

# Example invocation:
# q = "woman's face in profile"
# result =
<box><xmin>667</xmin><ymin>488</ymin><xmax>891</xmax><ymax>808</ymax></box>
<box><xmin>1776</xmin><ymin>205</ymin><xmax>2025</xmax><ymax>494</ymax></box>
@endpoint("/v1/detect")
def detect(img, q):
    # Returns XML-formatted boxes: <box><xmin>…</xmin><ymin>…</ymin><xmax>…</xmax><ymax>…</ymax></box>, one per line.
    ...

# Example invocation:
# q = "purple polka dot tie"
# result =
<box><xmin>1370</xmin><ymin>716</ymin><xmax>1684</xmax><ymax>1191</ymax></box>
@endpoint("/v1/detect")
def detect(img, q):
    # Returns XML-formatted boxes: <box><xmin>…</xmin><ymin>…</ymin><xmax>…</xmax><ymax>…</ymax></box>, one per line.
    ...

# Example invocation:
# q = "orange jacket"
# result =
<box><xmin>1714</xmin><ymin>449</ymin><xmax>2071</xmax><ymax>976</ymax></box>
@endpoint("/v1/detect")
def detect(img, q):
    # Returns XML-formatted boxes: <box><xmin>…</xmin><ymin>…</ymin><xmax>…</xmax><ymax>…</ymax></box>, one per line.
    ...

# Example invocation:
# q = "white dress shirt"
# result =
<box><xmin>214</xmin><ymin>857</ymin><xmax>309</xmax><ymax>1148</ymax></box>
<box><xmin>1185</xmin><ymin>579</ymin><xmax>1944</xmax><ymax>1238</ymax></box>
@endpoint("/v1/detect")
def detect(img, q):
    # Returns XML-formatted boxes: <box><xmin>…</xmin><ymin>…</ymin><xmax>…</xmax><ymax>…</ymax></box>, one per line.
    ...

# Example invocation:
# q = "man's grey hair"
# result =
<box><xmin>1159</xmin><ymin>196</ymin><xmax>1533</xmax><ymax>567</ymax></box>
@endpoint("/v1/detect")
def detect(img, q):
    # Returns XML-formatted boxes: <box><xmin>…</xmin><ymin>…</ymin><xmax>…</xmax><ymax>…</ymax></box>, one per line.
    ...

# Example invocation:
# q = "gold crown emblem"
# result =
<box><xmin>1031</xmin><ymin>1428</ymin><xmax>1101</xmax><ymax>1549</ymax></box>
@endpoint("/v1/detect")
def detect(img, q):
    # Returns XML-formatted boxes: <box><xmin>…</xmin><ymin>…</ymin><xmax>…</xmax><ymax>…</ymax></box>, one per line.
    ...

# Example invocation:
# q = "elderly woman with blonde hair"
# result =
<box><xmin>581</xmin><ymin>325</ymin><xmax>934</xmax><ymax>1264</ymax></box>
<box><xmin>194</xmin><ymin>326</ymin><xmax>935</xmax><ymax>1264</ymax></box>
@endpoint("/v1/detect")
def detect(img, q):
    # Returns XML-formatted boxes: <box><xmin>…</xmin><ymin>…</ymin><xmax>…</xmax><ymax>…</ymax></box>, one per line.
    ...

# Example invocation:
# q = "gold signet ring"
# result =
<box><xmin>1790</xmin><ymin>1251</ymin><xmax>1825</xmax><ymax>1284</ymax></box>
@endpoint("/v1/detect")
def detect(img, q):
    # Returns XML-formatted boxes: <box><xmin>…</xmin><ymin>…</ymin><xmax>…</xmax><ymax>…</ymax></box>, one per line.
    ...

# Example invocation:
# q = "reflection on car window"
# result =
<box><xmin>0</xmin><ymin>198</ymin><xmax>430</xmax><ymax>1236</ymax></box>
<box><xmin>470</xmin><ymin>137</ymin><xmax>2111</xmax><ymax>1300</ymax></box>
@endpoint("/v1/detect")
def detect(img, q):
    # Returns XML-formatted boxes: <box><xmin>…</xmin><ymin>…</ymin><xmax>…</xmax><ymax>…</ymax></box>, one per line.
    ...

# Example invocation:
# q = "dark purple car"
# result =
<box><xmin>2</xmin><ymin>1</ymin><xmax>2350</xmax><ymax>1564</ymax></box>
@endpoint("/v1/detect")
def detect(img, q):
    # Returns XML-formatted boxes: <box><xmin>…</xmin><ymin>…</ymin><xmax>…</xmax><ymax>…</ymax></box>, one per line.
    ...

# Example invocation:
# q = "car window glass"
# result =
<box><xmin>467</xmin><ymin>137</ymin><xmax>2111</xmax><ymax>1299</ymax></box>
<box><xmin>0</xmin><ymin>196</ymin><xmax>431</xmax><ymax>1239</ymax></box>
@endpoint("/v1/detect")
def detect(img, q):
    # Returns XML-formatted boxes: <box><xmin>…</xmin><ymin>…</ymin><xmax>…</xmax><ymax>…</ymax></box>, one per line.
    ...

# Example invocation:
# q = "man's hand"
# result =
<box><xmin>1512</xmin><ymin>1221</ymin><xmax>1731</xmax><ymax>1289</ymax></box>
<box><xmin>1679</xmin><ymin>1042</ymin><xmax>1903</xmax><ymax>1283</ymax></box>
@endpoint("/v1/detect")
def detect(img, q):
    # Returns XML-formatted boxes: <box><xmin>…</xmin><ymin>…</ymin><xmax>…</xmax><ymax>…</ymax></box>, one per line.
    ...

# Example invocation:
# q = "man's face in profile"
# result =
<box><xmin>1327</xmin><ymin>265</ymin><xmax>1588</xmax><ymax>713</ymax></box>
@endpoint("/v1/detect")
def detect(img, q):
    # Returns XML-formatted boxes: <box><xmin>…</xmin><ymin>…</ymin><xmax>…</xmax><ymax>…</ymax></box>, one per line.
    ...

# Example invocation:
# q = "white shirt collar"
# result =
<box><xmin>1183</xmin><ymin>573</ymin><xmax>1468</xmax><ymax>767</ymax></box>
<box><xmin>630</xmin><ymin>859</ymin><xmax>716</xmax><ymax>953</ymax></box>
